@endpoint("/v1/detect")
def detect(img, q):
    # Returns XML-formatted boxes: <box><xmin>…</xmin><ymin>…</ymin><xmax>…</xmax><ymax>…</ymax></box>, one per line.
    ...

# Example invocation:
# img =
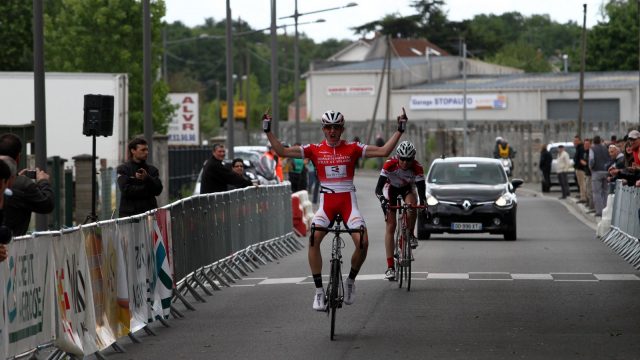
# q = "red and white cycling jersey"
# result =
<box><xmin>380</xmin><ymin>156</ymin><xmax>425</xmax><ymax>188</ymax></box>
<box><xmin>301</xmin><ymin>139</ymin><xmax>367</xmax><ymax>193</ymax></box>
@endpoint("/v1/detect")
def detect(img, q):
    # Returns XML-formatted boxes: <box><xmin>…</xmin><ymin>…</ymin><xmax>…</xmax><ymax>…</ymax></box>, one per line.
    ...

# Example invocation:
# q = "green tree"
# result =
<box><xmin>587</xmin><ymin>0</ymin><xmax>639</xmax><ymax>71</ymax></box>
<box><xmin>0</xmin><ymin>0</ymin><xmax>33</xmax><ymax>70</ymax></box>
<box><xmin>44</xmin><ymin>0</ymin><xmax>173</xmax><ymax>135</ymax></box>
<box><xmin>487</xmin><ymin>42</ymin><xmax>552</xmax><ymax>72</ymax></box>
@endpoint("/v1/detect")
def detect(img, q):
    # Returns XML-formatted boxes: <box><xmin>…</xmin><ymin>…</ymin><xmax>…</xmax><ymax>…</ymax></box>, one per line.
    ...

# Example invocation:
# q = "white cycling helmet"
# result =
<box><xmin>321</xmin><ymin>110</ymin><xmax>345</xmax><ymax>126</ymax></box>
<box><xmin>396</xmin><ymin>141</ymin><xmax>416</xmax><ymax>158</ymax></box>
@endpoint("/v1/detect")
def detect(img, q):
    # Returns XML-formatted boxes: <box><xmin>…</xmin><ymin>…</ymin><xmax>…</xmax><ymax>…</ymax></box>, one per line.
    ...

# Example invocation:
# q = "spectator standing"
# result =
<box><xmin>306</xmin><ymin>160</ymin><xmax>319</xmax><ymax>204</ymax></box>
<box><xmin>288</xmin><ymin>143</ymin><xmax>307</xmax><ymax>193</ymax></box>
<box><xmin>0</xmin><ymin>133</ymin><xmax>54</xmax><ymax>235</ymax></box>
<box><xmin>200</xmin><ymin>144</ymin><xmax>252</xmax><ymax>194</ymax></box>
<box><xmin>589</xmin><ymin>135</ymin><xmax>609</xmax><ymax>217</ymax></box>
<box><xmin>228</xmin><ymin>158</ymin><xmax>256</xmax><ymax>190</ymax></box>
<box><xmin>116</xmin><ymin>137</ymin><xmax>163</xmax><ymax>217</ymax></box>
<box><xmin>605</xmin><ymin>144</ymin><xmax>625</xmax><ymax>193</ymax></box>
<box><xmin>539</xmin><ymin>144</ymin><xmax>552</xmax><ymax>192</ymax></box>
<box><xmin>0</xmin><ymin>157</ymin><xmax>16</xmax><ymax>261</ymax></box>
<box><xmin>573</xmin><ymin>135</ymin><xmax>588</xmax><ymax>203</ymax></box>
<box><xmin>582</xmin><ymin>138</ymin><xmax>594</xmax><ymax>211</ymax></box>
<box><xmin>556</xmin><ymin>144</ymin><xmax>572</xmax><ymax>199</ymax></box>
<box><xmin>260</xmin><ymin>145</ymin><xmax>283</xmax><ymax>182</ymax></box>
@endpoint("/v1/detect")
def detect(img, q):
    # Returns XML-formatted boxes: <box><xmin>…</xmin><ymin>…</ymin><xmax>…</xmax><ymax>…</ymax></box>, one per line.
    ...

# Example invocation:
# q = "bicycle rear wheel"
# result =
<box><xmin>404</xmin><ymin>227</ymin><xmax>412</xmax><ymax>291</ymax></box>
<box><xmin>329</xmin><ymin>258</ymin><xmax>340</xmax><ymax>340</ymax></box>
<box><xmin>397</xmin><ymin>233</ymin><xmax>405</xmax><ymax>289</ymax></box>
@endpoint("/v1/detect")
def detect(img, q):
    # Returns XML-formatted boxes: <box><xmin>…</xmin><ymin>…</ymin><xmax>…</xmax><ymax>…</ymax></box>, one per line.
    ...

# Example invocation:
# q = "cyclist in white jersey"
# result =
<box><xmin>375</xmin><ymin>141</ymin><xmax>426</xmax><ymax>281</ymax></box>
<box><xmin>263</xmin><ymin>109</ymin><xmax>408</xmax><ymax>310</ymax></box>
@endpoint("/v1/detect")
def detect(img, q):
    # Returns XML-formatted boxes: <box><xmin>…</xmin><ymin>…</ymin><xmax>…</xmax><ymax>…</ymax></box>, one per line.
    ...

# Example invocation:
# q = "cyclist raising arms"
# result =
<box><xmin>264</xmin><ymin>109</ymin><xmax>407</xmax><ymax>310</ymax></box>
<box><xmin>375</xmin><ymin>141</ymin><xmax>426</xmax><ymax>281</ymax></box>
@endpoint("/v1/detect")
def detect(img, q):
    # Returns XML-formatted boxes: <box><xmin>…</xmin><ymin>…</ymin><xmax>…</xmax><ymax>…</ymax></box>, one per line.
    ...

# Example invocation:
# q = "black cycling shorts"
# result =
<box><xmin>387</xmin><ymin>185</ymin><xmax>414</xmax><ymax>208</ymax></box>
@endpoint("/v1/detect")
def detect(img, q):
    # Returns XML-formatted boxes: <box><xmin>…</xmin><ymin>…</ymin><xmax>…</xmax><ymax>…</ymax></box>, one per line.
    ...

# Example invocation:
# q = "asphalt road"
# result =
<box><xmin>103</xmin><ymin>171</ymin><xmax>640</xmax><ymax>360</ymax></box>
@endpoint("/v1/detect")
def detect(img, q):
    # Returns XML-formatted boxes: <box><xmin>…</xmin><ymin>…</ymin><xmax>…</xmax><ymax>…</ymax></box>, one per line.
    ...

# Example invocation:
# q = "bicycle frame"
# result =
<box><xmin>310</xmin><ymin>214</ymin><xmax>364</xmax><ymax>340</ymax></box>
<box><xmin>388</xmin><ymin>196</ymin><xmax>426</xmax><ymax>291</ymax></box>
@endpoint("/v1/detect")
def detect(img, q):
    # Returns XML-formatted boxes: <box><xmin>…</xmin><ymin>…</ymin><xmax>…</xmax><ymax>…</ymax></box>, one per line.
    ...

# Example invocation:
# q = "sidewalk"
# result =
<box><xmin>519</xmin><ymin>181</ymin><xmax>599</xmax><ymax>230</ymax></box>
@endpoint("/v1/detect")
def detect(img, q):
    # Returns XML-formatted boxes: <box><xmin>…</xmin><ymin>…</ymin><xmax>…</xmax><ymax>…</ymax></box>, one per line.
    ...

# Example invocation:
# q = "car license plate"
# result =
<box><xmin>451</xmin><ymin>223</ymin><xmax>482</xmax><ymax>230</ymax></box>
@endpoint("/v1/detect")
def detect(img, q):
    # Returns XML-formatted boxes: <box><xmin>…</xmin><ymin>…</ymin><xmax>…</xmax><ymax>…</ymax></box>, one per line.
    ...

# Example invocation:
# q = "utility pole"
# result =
<box><xmin>270</xmin><ymin>0</ymin><xmax>279</xmax><ymax>135</ymax></box>
<box><xmin>226</xmin><ymin>0</ymin><xmax>235</xmax><ymax>159</ymax></box>
<box><xmin>577</xmin><ymin>3</ymin><xmax>587</xmax><ymax>139</ymax></box>
<box><xmin>462</xmin><ymin>41</ymin><xmax>468</xmax><ymax>156</ymax></box>
<box><xmin>143</xmin><ymin>0</ymin><xmax>153</xmax><ymax>163</ymax></box>
<box><xmin>33</xmin><ymin>0</ymin><xmax>47</xmax><ymax>231</ymax></box>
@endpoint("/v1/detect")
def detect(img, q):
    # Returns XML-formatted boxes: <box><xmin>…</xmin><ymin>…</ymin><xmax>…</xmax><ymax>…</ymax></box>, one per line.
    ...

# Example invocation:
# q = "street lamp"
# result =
<box><xmin>280</xmin><ymin>1</ymin><xmax>358</xmax><ymax>143</ymax></box>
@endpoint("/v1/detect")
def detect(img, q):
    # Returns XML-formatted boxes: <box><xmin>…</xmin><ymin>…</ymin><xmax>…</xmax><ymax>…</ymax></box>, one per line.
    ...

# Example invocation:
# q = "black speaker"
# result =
<box><xmin>83</xmin><ymin>94</ymin><xmax>114</xmax><ymax>137</ymax></box>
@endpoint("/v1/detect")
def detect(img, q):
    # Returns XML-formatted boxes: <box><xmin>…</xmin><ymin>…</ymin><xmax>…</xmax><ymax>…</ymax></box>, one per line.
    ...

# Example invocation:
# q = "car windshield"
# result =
<box><xmin>428</xmin><ymin>162</ymin><xmax>507</xmax><ymax>185</ymax></box>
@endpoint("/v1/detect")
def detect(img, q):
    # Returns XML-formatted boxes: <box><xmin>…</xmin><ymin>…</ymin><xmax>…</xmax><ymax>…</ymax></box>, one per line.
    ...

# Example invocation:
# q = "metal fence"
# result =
<box><xmin>600</xmin><ymin>181</ymin><xmax>640</xmax><ymax>269</ymax></box>
<box><xmin>168</xmin><ymin>145</ymin><xmax>212</xmax><ymax>199</ymax></box>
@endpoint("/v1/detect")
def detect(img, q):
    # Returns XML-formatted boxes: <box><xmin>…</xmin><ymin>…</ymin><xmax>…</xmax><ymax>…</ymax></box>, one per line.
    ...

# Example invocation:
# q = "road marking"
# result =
<box><xmin>228</xmin><ymin>273</ymin><xmax>640</xmax><ymax>286</ymax></box>
<box><xmin>511</xmin><ymin>273</ymin><xmax>554</xmax><ymax>280</ymax></box>
<box><xmin>259</xmin><ymin>277</ymin><xmax>307</xmax><ymax>285</ymax></box>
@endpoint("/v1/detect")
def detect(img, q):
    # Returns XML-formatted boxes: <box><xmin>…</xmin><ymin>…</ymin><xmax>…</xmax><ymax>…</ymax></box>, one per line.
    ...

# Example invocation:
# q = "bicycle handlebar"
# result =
<box><xmin>387</xmin><ymin>204</ymin><xmax>427</xmax><ymax>210</ymax></box>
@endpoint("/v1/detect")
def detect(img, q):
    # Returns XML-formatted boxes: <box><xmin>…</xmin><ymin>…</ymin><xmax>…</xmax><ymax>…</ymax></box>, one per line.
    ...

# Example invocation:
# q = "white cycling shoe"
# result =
<box><xmin>344</xmin><ymin>278</ymin><xmax>356</xmax><ymax>305</ymax></box>
<box><xmin>312</xmin><ymin>288</ymin><xmax>326</xmax><ymax>311</ymax></box>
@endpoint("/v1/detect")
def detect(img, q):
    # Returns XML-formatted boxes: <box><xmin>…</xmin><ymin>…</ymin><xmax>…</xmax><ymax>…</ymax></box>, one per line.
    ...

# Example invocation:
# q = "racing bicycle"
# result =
<box><xmin>389</xmin><ymin>197</ymin><xmax>426</xmax><ymax>291</ymax></box>
<box><xmin>310</xmin><ymin>214</ymin><xmax>364</xmax><ymax>340</ymax></box>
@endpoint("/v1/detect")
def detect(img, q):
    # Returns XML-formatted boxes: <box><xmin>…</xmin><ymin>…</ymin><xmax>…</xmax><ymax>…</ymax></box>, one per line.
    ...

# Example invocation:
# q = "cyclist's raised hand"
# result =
<box><xmin>397</xmin><ymin>107</ymin><xmax>408</xmax><ymax>133</ymax></box>
<box><xmin>262</xmin><ymin>108</ymin><xmax>272</xmax><ymax>133</ymax></box>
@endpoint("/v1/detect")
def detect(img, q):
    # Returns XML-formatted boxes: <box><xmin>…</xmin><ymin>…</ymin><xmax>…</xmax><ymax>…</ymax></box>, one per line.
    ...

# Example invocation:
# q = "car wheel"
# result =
<box><xmin>504</xmin><ymin>226</ymin><xmax>517</xmax><ymax>241</ymax></box>
<box><xmin>417</xmin><ymin>213</ymin><xmax>431</xmax><ymax>240</ymax></box>
<box><xmin>417</xmin><ymin>228</ymin><xmax>431</xmax><ymax>240</ymax></box>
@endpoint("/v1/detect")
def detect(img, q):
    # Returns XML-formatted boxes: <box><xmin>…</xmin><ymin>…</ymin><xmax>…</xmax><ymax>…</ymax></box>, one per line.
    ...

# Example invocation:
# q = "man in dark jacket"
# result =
<box><xmin>573</xmin><ymin>135</ymin><xmax>587</xmax><ymax>203</ymax></box>
<box><xmin>0</xmin><ymin>133</ymin><xmax>54</xmax><ymax>235</ymax></box>
<box><xmin>200</xmin><ymin>144</ymin><xmax>252</xmax><ymax>194</ymax></box>
<box><xmin>539</xmin><ymin>144</ymin><xmax>552</xmax><ymax>192</ymax></box>
<box><xmin>117</xmin><ymin>137</ymin><xmax>163</xmax><ymax>217</ymax></box>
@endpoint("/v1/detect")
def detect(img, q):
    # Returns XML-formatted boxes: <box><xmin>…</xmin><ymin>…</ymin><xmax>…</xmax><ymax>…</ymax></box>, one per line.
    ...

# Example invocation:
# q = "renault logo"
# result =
<box><xmin>462</xmin><ymin>200</ymin><xmax>472</xmax><ymax>210</ymax></box>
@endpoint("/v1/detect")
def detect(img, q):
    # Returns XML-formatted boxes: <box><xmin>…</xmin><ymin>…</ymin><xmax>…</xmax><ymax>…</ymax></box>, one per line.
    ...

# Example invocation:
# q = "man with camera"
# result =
<box><xmin>0</xmin><ymin>133</ymin><xmax>54</xmax><ymax>236</ymax></box>
<box><xmin>117</xmin><ymin>137</ymin><xmax>163</xmax><ymax>217</ymax></box>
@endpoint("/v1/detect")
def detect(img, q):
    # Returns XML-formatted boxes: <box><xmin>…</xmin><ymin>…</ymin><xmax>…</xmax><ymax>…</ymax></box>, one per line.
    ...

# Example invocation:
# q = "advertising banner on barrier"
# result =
<box><xmin>53</xmin><ymin>230</ymin><xmax>98</xmax><ymax>356</ymax></box>
<box><xmin>6</xmin><ymin>235</ymin><xmax>55</xmax><ymax>357</ymax></box>
<box><xmin>121</xmin><ymin>219</ymin><xmax>152</xmax><ymax>332</ymax></box>
<box><xmin>0</xmin><ymin>253</ymin><xmax>8</xmax><ymax>359</ymax></box>
<box><xmin>100</xmin><ymin>223</ymin><xmax>130</xmax><ymax>338</ymax></box>
<box><xmin>150</xmin><ymin>209</ymin><xmax>174</xmax><ymax>320</ymax></box>
<box><xmin>82</xmin><ymin>225</ymin><xmax>119</xmax><ymax>350</ymax></box>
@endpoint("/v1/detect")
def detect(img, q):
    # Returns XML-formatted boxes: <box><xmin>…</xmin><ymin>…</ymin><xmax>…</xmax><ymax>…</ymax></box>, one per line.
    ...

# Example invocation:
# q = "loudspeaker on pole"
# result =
<box><xmin>83</xmin><ymin>94</ymin><xmax>114</xmax><ymax>137</ymax></box>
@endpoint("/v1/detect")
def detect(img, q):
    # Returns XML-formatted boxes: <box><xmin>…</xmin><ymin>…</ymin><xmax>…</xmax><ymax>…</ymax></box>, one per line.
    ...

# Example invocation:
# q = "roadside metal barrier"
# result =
<box><xmin>600</xmin><ymin>181</ymin><xmax>640</xmax><ymax>270</ymax></box>
<box><xmin>0</xmin><ymin>183</ymin><xmax>302</xmax><ymax>360</ymax></box>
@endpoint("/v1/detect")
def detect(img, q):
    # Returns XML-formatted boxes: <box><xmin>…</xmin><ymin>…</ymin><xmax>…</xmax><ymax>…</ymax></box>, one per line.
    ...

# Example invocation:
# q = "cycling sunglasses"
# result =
<box><xmin>399</xmin><ymin>156</ymin><xmax>414</xmax><ymax>162</ymax></box>
<box><xmin>323</xmin><ymin>124</ymin><xmax>344</xmax><ymax>130</ymax></box>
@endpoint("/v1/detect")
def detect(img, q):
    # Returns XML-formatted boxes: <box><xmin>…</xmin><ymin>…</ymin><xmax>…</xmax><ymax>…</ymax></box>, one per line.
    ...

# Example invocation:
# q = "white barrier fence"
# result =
<box><xmin>600</xmin><ymin>181</ymin><xmax>640</xmax><ymax>270</ymax></box>
<box><xmin>0</xmin><ymin>184</ymin><xmax>300</xmax><ymax>359</ymax></box>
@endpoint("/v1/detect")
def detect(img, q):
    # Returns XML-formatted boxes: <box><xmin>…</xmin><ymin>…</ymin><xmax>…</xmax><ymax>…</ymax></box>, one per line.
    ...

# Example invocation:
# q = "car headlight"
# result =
<box><xmin>426</xmin><ymin>195</ymin><xmax>439</xmax><ymax>206</ymax></box>
<box><xmin>495</xmin><ymin>193</ymin><xmax>514</xmax><ymax>207</ymax></box>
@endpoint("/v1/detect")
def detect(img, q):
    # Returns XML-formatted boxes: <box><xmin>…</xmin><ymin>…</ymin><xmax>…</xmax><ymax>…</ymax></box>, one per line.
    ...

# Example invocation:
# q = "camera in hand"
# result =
<box><xmin>25</xmin><ymin>170</ymin><xmax>36</xmax><ymax>179</ymax></box>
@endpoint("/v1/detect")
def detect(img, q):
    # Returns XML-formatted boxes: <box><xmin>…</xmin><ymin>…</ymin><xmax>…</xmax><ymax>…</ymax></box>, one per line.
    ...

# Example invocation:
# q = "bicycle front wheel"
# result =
<box><xmin>405</xmin><ymin>227</ymin><xmax>412</xmax><ymax>291</ymax></box>
<box><xmin>329</xmin><ymin>259</ymin><xmax>341</xmax><ymax>340</ymax></box>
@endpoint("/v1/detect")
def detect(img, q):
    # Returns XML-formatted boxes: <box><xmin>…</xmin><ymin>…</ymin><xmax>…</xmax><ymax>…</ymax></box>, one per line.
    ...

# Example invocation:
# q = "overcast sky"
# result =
<box><xmin>163</xmin><ymin>0</ymin><xmax>606</xmax><ymax>43</ymax></box>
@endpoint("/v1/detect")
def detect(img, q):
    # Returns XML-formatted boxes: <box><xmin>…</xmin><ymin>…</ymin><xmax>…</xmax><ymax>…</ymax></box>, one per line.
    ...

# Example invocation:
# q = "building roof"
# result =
<box><xmin>406</xmin><ymin>72</ymin><xmax>640</xmax><ymax>91</ymax></box>
<box><xmin>312</xmin><ymin>56</ymin><xmax>447</xmax><ymax>73</ymax></box>
<box><xmin>389</xmin><ymin>38</ymin><xmax>448</xmax><ymax>57</ymax></box>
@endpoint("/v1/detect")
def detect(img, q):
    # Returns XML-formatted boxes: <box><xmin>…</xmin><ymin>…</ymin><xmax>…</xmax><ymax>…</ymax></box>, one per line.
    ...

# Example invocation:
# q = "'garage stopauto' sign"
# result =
<box><xmin>168</xmin><ymin>93</ymin><xmax>199</xmax><ymax>145</ymax></box>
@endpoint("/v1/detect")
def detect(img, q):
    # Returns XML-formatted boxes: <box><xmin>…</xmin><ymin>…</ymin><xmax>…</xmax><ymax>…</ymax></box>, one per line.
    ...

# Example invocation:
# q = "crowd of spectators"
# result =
<box><xmin>559</xmin><ymin>130</ymin><xmax>640</xmax><ymax>217</ymax></box>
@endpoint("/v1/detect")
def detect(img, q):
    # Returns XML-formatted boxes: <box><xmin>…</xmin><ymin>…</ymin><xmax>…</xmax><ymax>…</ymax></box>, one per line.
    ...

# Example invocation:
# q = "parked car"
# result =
<box><xmin>547</xmin><ymin>142</ymin><xmax>577</xmax><ymax>189</ymax></box>
<box><xmin>417</xmin><ymin>157</ymin><xmax>523</xmax><ymax>241</ymax></box>
<box><xmin>193</xmin><ymin>146</ymin><xmax>276</xmax><ymax>195</ymax></box>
